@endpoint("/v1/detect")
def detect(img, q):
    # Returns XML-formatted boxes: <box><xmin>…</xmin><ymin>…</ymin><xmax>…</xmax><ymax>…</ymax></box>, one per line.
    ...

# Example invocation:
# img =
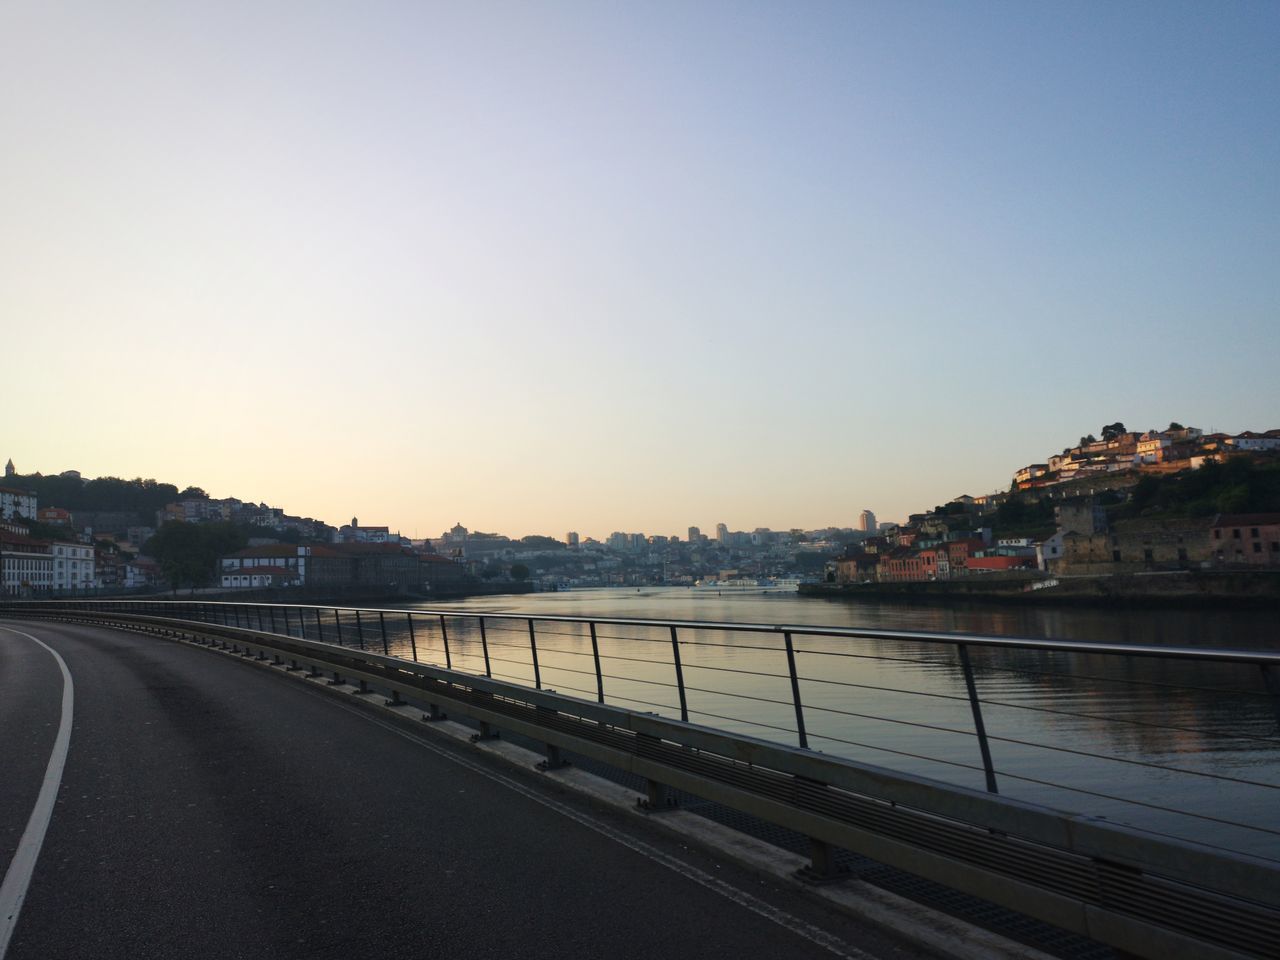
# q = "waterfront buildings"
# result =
<box><xmin>0</xmin><ymin>486</ymin><xmax>37</xmax><ymax>522</ymax></box>
<box><xmin>1</xmin><ymin>531</ymin><xmax>53</xmax><ymax>595</ymax></box>
<box><xmin>50</xmin><ymin>541</ymin><xmax>95</xmax><ymax>591</ymax></box>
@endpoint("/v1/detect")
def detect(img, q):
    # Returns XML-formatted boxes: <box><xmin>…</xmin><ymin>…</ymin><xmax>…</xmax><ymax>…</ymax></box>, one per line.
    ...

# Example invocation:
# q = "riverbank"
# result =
<box><xmin>799</xmin><ymin>570</ymin><xmax>1280</xmax><ymax>608</ymax></box>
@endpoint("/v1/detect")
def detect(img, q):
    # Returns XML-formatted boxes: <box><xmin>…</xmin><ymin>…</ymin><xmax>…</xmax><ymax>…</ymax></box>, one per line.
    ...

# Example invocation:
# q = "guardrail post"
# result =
<box><xmin>270</xmin><ymin>606</ymin><xmax>280</xmax><ymax>634</ymax></box>
<box><xmin>314</xmin><ymin>609</ymin><xmax>324</xmax><ymax>643</ymax></box>
<box><xmin>406</xmin><ymin>613</ymin><xmax>418</xmax><ymax>662</ymax></box>
<box><xmin>479</xmin><ymin>617</ymin><xmax>491</xmax><ymax>677</ymax></box>
<box><xmin>589</xmin><ymin>621</ymin><xmax>604</xmax><ymax>702</ymax></box>
<box><xmin>528</xmin><ymin>619</ymin><xmax>541</xmax><ymax>689</ymax></box>
<box><xmin>282</xmin><ymin>606</ymin><xmax>291</xmax><ymax>637</ymax></box>
<box><xmin>958</xmin><ymin>644</ymin><xmax>998</xmax><ymax>794</ymax></box>
<box><xmin>670</xmin><ymin>626</ymin><xmax>689</xmax><ymax>722</ymax></box>
<box><xmin>378</xmin><ymin>611</ymin><xmax>389</xmax><ymax>655</ymax></box>
<box><xmin>256</xmin><ymin>607</ymin><xmax>265</xmax><ymax>632</ymax></box>
<box><xmin>295</xmin><ymin>608</ymin><xmax>306</xmax><ymax>641</ymax></box>
<box><xmin>439</xmin><ymin>615</ymin><xmax>452</xmax><ymax>669</ymax></box>
<box><xmin>783</xmin><ymin>631</ymin><xmax>809</xmax><ymax>750</ymax></box>
<box><xmin>333</xmin><ymin>609</ymin><xmax>344</xmax><ymax>645</ymax></box>
<box><xmin>354</xmin><ymin>610</ymin><xmax>366</xmax><ymax>650</ymax></box>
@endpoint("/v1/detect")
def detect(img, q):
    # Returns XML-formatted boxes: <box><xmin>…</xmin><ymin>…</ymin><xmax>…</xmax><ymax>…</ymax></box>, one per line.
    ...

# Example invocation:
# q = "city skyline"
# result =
<box><xmin>3</xmin><ymin>3</ymin><xmax>1277</xmax><ymax>538</ymax></box>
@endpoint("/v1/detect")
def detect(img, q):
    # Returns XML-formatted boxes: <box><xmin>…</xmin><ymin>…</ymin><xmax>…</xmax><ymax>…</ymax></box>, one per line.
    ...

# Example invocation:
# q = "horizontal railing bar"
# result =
<box><xmin>14</xmin><ymin>599</ymin><xmax>1280</xmax><ymax>666</ymax></box>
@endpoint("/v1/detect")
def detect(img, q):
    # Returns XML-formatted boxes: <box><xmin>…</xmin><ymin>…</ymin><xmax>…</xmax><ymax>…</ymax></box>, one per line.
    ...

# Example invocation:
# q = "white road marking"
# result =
<box><xmin>326</xmin><ymin>699</ymin><xmax>878</xmax><ymax>960</ymax></box>
<box><xmin>0</xmin><ymin>626</ymin><xmax>74</xmax><ymax>960</ymax></box>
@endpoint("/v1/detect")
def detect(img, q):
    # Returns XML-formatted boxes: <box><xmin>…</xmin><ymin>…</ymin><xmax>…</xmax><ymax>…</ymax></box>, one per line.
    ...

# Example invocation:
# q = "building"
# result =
<box><xmin>1055</xmin><ymin>498</ymin><xmax>1107</xmax><ymax>536</ymax></box>
<box><xmin>859</xmin><ymin>510</ymin><xmax>876</xmax><ymax>532</ymax></box>
<box><xmin>3</xmin><ymin>458</ymin><xmax>13</xmax><ymax>478</ymax></box>
<box><xmin>687</xmin><ymin>526</ymin><xmax>700</xmax><ymax>543</ymax></box>
<box><xmin>0</xmin><ymin>486</ymin><xmax>37</xmax><ymax>522</ymax></box>
<box><xmin>338</xmin><ymin>517</ymin><xmax>393</xmax><ymax>543</ymax></box>
<box><xmin>219</xmin><ymin>545</ymin><xmax>317</xmax><ymax>587</ymax></box>
<box><xmin>716</xmin><ymin>523</ymin><xmax>729</xmax><ymax>543</ymax></box>
<box><xmin>1</xmin><ymin>532</ymin><xmax>54</xmax><ymax>595</ymax></box>
<box><xmin>1209</xmin><ymin>514</ymin><xmax>1280</xmax><ymax>566</ymax></box>
<box><xmin>1055</xmin><ymin>517</ymin><xmax>1213</xmax><ymax>575</ymax></box>
<box><xmin>565</xmin><ymin>531</ymin><xmax>580</xmax><ymax>547</ymax></box>
<box><xmin>51</xmin><ymin>541</ymin><xmax>96</xmax><ymax>592</ymax></box>
<box><xmin>37</xmin><ymin>507</ymin><xmax>73</xmax><ymax>527</ymax></box>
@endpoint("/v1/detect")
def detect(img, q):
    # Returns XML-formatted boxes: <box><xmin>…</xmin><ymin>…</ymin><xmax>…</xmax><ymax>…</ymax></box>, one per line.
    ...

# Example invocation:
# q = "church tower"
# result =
<box><xmin>4</xmin><ymin>458</ymin><xmax>14</xmax><ymax>478</ymax></box>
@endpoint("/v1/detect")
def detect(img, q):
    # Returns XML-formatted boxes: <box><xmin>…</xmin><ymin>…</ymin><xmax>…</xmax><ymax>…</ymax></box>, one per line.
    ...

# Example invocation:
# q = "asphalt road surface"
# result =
<box><xmin>0</xmin><ymin>619</ymin><xmax>934</xmax><ymax>960</ymax></box>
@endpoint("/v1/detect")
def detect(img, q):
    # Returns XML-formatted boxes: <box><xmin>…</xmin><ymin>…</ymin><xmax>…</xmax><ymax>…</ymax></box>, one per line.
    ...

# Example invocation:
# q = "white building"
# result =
<box><xmin>2</xmin><ymin>534</ymin><xmax>54</xmax><ymax>595</ymax></box>
<box><xmin>0</xmin><ymin>485</ymin><xmax>37</xmax><ymax>522</ymax></box>
<box><xmin>51</xmin><ymin>541</ymin><xmax>96</xmax><ymax>592</ymax></box>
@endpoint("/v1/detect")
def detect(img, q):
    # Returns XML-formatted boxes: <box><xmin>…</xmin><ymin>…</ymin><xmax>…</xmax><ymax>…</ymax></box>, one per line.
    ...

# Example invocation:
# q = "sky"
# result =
<box><xmin>2</xmin><ymin>1</ymin><xmax>1278</xmax><ymax>540</ymax></box>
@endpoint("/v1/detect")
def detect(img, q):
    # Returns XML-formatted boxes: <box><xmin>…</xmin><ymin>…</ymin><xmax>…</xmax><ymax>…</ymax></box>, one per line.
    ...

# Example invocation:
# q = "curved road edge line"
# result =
<box><xmin>0</xmin><ymin>626</ymin><xmax>74</xmax><ymax>960</ymax></box>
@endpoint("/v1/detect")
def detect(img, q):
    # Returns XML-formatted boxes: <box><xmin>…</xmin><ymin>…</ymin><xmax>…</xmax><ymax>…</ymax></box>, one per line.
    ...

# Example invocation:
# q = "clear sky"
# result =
<box><xmin>2</xmin><ymin>2</ymin><xmax>1277</xmax><ymax>540</ymax></box>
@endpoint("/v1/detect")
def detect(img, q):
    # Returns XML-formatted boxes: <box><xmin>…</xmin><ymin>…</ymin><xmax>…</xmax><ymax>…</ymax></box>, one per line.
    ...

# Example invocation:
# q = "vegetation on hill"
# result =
<box><xmin>6</xmin><ymin>473</ymin><xmax>199</xmax><ymax>520</ymax></box>
<box><xmin>1113</xmin><ymin>457</ymin><xmax>1280</xmax><ymax>521</ymax></box>
<box><xmin>144</xmin><ymin>522</ymin><xmax>250</xmax><ymax>591</ymax></box>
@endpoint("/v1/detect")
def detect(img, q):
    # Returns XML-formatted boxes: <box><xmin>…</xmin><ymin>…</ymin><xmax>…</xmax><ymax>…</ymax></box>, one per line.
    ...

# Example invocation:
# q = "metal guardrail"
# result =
<box><xmin>3</xmin><ymin>600</ymin><xmax>1279</xmax><ymax>959</ymax></box>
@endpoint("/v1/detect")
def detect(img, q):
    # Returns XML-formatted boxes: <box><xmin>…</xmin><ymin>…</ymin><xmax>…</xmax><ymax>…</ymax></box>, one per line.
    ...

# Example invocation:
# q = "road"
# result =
<box><xmin>0</xmin><ymin>619</ymin><xmax>931</xmax><ymax>960</ymax></box>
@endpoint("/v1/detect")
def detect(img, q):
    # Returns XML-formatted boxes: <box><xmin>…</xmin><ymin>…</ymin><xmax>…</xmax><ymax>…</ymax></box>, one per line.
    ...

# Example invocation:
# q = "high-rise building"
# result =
<box><xmin>687</xmin><ymin>526</ymin><xmax>700</xmax><ymax>542</ymax></box>
<box><xmin>716</xmin><ymin>523</ymin><xmax>729</xmax><ymax>542</ymax></box>
<box><xmin>859</xmin><ymin>509</ymin><xmax>877</xmax><ymax>533</ymax></box>
<box><xmin>565</xmin><ymin>531</ymin><xmax>579</xmax><ymax>547</ymax></box>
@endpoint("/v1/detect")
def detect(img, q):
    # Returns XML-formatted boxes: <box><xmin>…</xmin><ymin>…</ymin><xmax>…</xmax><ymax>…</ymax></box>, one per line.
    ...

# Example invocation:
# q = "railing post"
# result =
<box><xmin>670</xmin><ymin>625</ymin><xmax>688</xmax><ymax>722</ymax></box>
<box><xmin>378</xmin><ymin>611</ymin><xmax>389</xmax><ymax>655</ymax></box>
<box><xmin>783</xmin><ymin>631</ymin><xmax>809</xmax><ymax>749</ymax></box>
<box><xmin>314</xmin><ymin>608</ymin><xmax>324</xmax><ymax>643</ymax></box>
<box><xmin>269</xmin><ymin>606</ymin><xmax>279</xmax><ymax>634</ymax></box>
<box><xmin>589</xmin><ymin>621</ymin><xmax>604</xmax><ymax>702</ymax></box>
<box><xmin>256</xmin><ymin>607</ymin><xmax>265</xmax><ymax>632</ymax></box>
<box><xmin>296</xmin><ymin>608</ymin><xmax>305</xmax><ymax>641</ymax></box>
<box><xmin>958</xmin><ymin>643</ymin><xmax>998</xmax><ymax>794</ymax></box>
<box><xmin>334</xmin><ymin>609</ymin><xmax>344</xmax><ymax>645</ymax></box>
<box><xmin>406</xmin><ymin>613</ymin><xmax>418</xmax><ymax>661</ymax></box>
<box><xmin>439</xmin><ymin>615</ymin><xmax>452</xmax><ymax>670</ymax></box>
<box><xmin>479</xmin><ymin>617</ymin><xmax>491</xmax><ymax>677</ymax></box>
<box><xmin>528</xmin><ymin>619</ymin><xmax>541</xmax><ymax>689</ymax></box>
<box><xmin>282</xmin><ymin>606</ymin><xmax>291</xmax><ymax>636</ymax></box>
<box><xmin>354</xmin><ymin>610</ymin><xmax>366</xmax><ymax>650</ymax></box>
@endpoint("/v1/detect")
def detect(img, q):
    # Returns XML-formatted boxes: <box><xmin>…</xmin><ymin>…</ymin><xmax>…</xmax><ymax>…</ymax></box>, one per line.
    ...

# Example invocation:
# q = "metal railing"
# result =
<box><xmin>4</xmin><ymin>599</ymin><xmax>1280</xmax><ymax>959</ymax></box>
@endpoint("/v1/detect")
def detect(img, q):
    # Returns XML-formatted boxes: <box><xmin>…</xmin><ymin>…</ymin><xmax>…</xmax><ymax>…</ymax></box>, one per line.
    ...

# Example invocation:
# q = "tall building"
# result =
<box><xmin>859</xmin><ymin>509</ymin><xmax>877</xmax><ymax>533</ymax></box>
<box><xmin>4</xmin><ymin>458</ymin><xmax>14</xmax><ymax>478</ymax></box>
<box><xmin>716</xmin><ymin>523</ymin><xmax>729</xmax><ymax>543</ymax></box>
<box><xmin>687</xmin><ymin>526</ymin><xmax>700</xmax><ymax>542</ymax></box>
<box><xmin>565</xmin><ymin>531</ymin><xmax>580</xmax><ymax>547</ymax></box>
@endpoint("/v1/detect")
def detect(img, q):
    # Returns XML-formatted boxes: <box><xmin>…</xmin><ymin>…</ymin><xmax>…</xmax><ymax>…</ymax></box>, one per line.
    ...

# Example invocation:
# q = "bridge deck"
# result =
<box><xmin>0</xmin><ymin>619</ymin><xmax>932</xmax><ymax>960</ymax></box>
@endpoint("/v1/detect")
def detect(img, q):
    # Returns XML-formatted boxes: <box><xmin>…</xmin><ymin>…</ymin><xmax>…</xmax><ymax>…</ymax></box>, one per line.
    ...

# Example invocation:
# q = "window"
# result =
<box><xmin>1252</xmin><ymin>528</ymin><xmax>1260</xmax><ymax>537</ymax></box>
<box><xmin>1233</xmin><ymin>529</ymin><xmax>1241</xmax><ymax>539</ymax></box>
<box><xmin>1143</xmin><ymin>548</ymin><xmax>1154</xmax><ymax>563</ymax></box>
<box><xmin>1254</xmin><ymin>542</ymin><xmax>1262</xmax><ymax>553</ymax></box>
<box><xmin>1112</xmin><ymin>550</ymin><xmax>1121</xmax><ymax>562</ymax></box>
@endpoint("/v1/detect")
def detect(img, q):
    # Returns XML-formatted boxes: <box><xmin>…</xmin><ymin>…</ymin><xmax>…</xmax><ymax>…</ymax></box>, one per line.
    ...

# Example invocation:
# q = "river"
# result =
<box><xmin>395</xmin><ymin>587</ymin><xmax>1279</xmax><ymax>859</ymax></box>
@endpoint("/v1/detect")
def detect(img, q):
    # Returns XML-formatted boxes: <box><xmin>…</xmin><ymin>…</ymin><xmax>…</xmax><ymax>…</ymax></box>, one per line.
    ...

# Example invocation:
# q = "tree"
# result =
<box><xmin>1078</xmin><ymin>434</ymin><xmax>1097</xmax><ymax>447</ymax></box>
<box><xmin>1100</xmin><ymin>422</ymin><xmax>1127</xmax><ymax>442</ymax></box>
<box><xmin>144</xmin><ymin>521</ymin><xmax>248</xmax><ymax>592</ymax></box>
<box><xmin>509</xmin><ymin>563</ymin><xmax>530</xmax><ymax>581</ymax></box>
<box><xmin>1168</xmin><ymin>421</ymin><xmax>1184</xmax><ymax>431</ymax></box>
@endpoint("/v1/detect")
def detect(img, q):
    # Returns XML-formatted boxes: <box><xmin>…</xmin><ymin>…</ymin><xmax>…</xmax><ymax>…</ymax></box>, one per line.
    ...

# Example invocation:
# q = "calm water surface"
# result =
<box><xmin>383</xmin><ymin>587</ymin><xmax>1280</xmax><ymax>858</ymax></box>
